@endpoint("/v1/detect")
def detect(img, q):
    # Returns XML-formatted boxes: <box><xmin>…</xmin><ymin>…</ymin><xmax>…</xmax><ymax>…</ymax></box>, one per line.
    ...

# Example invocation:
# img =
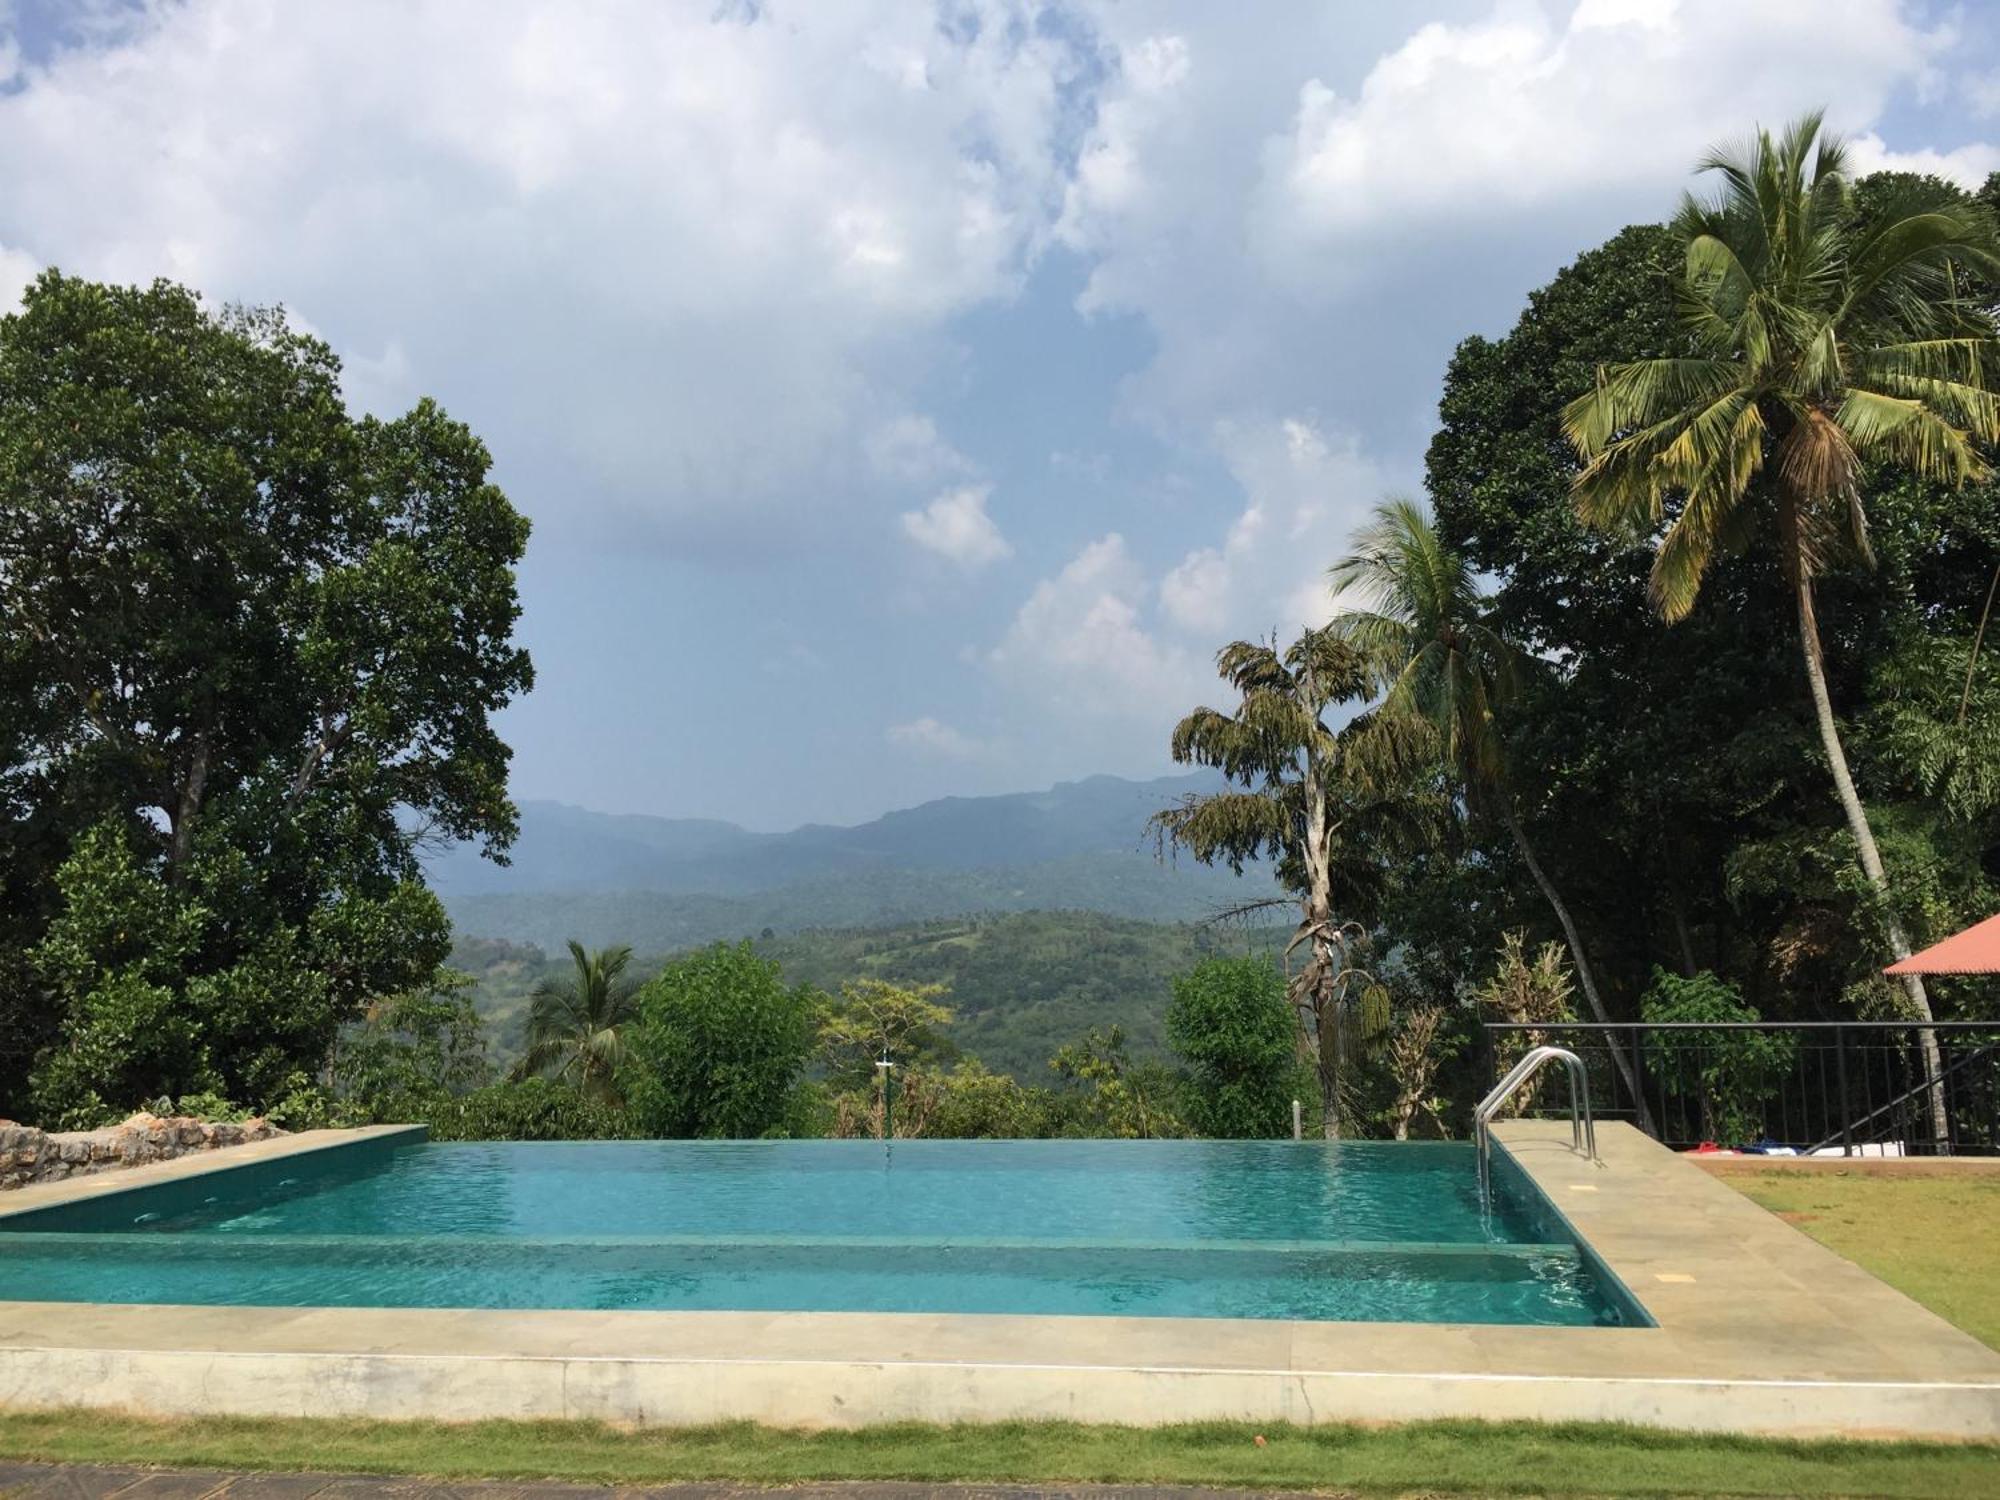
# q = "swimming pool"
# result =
<box><xmin>0</xmin><ymin>1137</ymin><xmax>1647</xmax><ymax>1326</ymax></box>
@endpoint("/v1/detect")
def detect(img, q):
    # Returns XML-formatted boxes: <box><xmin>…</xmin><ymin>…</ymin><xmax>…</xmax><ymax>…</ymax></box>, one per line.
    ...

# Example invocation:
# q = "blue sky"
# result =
<box><xmin>2</xmin><ymin>0</ymin><xmax>1997</xmax><ymax>828</ymax></box>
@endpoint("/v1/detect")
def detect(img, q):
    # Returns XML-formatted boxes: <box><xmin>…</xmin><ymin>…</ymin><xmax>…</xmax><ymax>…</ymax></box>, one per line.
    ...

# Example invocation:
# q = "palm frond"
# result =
<box><xmin>1835</xmin><ymin>387</ymin><xmax>1988</xmax><ymax>485</ymax></box>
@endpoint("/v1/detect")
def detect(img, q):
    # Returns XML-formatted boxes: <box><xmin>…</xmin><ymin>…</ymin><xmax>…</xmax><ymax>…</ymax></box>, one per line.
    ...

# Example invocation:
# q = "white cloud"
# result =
<box><xmin>866</xmin><ymin>414</ymin><xmax>974</xmax><ymax>487</ymax></box>
<box><xmin>0</xmin><ymin>1</ymin><xmax>1091</xmax><ymax>549</ymax></box>
<box><xmin>1055</xmin><ymin>0</ymin><xmax>1982</xmax><ymax>442</ymax></box>
<box><xmin>1160</xmin><ymin>417</ymin><xmax>1386</xmax><ymax>637</ymax></box>
<box><xmin>0</xmin><ymin>244</ymin><xmax>38</xmax><ymax>313</ymax></box>
<box><xmin>991</xmin><ymin>533</ymin><xmax>1207</xmax><ymax>723</ymax></box>
<box><xmin>886</xmin><ymin>716</ymin><xmax>984</xmax><ymax>759</ymax></box>
<box><xmin>1965</xmin><ymin>68</ymin><xmax>2000</xmax><ymax>120</ymax></box>
<box><xmin>900</xmin><ymin>484</ymin><xmax>1014</xmax><ymax>569</ymax></box>
<box><xmin>990</xmin><ymin>415</ymin><xmax>1385</xmax><ymax>758</ymax></box>
<box><xmin>1266</xmin><ymin>0</ymin><xmax>1939</xmax><ymax>269</ymax></box>
<box><xmin>1846</xmin><ymin>132</ymin><xmax>2000</xmax><ymax>187</ymax></box>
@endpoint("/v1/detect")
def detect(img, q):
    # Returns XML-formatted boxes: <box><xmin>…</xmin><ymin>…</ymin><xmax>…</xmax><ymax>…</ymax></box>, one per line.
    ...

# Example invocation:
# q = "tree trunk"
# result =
<box><xmin>1670</xmin><ymin>898</ymin><xmax>1699</xmax><ymax>979</ymax></box>
<box><xmin>1499</xmin><ymin>800</ymin><xmax>1655</xmax><ymax>1133</ymax></box>
<box><xmin>1793</xmin><ymin>573</ymin><xmax>1951</xmax><ymax>1149</ymax></box>
<box><xmin>1318</xmin><ymin>995</ymin><xmax>1342</xmax><ymax>1142</ymax></box>
<box><xmin>1301</xmin><ymin>758</ymin><xmax>1345</xmax><ymax>1140</ymax></box>
<box><xmin>166</xmin><ymin>725</ymin><xmax>213</xmax><ymax>876</ymax></box>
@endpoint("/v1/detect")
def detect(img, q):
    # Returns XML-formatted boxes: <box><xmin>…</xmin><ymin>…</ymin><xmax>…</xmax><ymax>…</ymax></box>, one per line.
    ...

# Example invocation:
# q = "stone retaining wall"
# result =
<box><xmin>0</xmin><ymin>1113</ymin><xmax>282</xmax><ymax>1190</ymax></box>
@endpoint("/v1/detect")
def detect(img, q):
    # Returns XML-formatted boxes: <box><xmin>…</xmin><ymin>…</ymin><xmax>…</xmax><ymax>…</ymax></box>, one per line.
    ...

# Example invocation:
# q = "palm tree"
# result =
<box><xmin>1149</xmin><ymin>628</ymin><xmax>1431</xmax><ymax>1137</ymax></box>
<box><xmin>1330</xmin><ymin>497</ymin><xmax>1651</xmax><ymax>1127</ymax></box>
<box><xmin>1563</xmin><ymin>113</ymin><xmax>2000</xmax><ymax>1144</ymax></box>
<box><xmin>512</xmin><ymin>941</ymin><xmax>640</xmax><ymax>1105</ymax></box>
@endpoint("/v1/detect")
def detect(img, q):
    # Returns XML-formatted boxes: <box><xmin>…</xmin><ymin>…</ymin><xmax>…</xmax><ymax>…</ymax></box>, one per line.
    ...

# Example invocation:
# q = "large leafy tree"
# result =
<box><xmin>1563</xmin><ymin>115</ymin><xmax>2000</xmax><ymax>1138</ymax></box>
<box><xmin>1330</xmin><ymin>498</ymin><xmax>1650</xmax><ymax>1122</ymax></box>
<box><xmin>1150</xmin><ymin>629</ymin><xmax>1427</xmax><ymax>1138</ymax></box>
<box><xmin>1426</xmin><ymin>223</ymin><xmax>1822</xmax><ymax>1009</ymax></box>
<box><xmin>0</xmin><ymin>272</ymin><xmax>533</xmax><ymax>1121</ymax></box>
<box><xmin>513</xmin><ymin>942</ymin><xmax>641</xmax><ymax>1106</ymax></box>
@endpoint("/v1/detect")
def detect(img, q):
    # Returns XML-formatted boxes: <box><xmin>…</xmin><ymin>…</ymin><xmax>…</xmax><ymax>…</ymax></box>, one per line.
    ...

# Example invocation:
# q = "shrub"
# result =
<box><xmin>884</xmin><ymin>1061</ymin><xmax>1056</xmax><ymax>1139</ymax></box>
<box><xmin>1049</xmin><ymin>1026</ymin><xmax>1188</xmax><ymax>1139</ymax></box>
<box><xmin>426</xmin><ymin>1078</ymin><xmax>631</xmax><ymax>1141</ymax></box>
<box><xmin>624</xmin><ymin>942</ymin><xmax>818</xmax><ymax>1137</ymax></box>
<box><xmin>1640</xmin><ymin>968</ymin><xmax>1798</xmax><ymax>1145</ymax></box>
<box><xmin>1167</xmin><ymin>956</ymin><xmax>1301</xmax><ymax>1138</ymax></box>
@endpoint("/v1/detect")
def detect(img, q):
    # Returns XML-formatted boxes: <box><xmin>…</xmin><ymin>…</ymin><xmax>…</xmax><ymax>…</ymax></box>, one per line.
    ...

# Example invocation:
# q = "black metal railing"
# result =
<box><xmin>1482</xmin><ymin>1021</ymin><xmax>2000</xmax><ymax>1156</ymax></box>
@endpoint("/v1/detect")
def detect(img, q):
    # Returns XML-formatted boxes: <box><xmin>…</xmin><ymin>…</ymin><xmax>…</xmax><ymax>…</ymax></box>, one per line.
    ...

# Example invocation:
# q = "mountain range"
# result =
<box><xmin>429</xmin><ymin>773</ymin><xmax>1280</xmax><ymax>950</ymax></box>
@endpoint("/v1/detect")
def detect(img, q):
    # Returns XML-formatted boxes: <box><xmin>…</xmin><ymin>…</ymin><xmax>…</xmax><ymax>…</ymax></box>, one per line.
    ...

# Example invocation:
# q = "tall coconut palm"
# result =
<box><xmin>1150</xmin><ymin>628</ymin><xmax>1432</xmax><ymax>1137</ymax></box>
<box><xmin>1330</xmin><ymin>497</ymin><xmax>1651</xmax><ymax>1128</ymax></box>
<box><xmin>512</xmin><ymin>941</ymin><xmax>640</xmax><ymax>1106</ymax></box>
<box><xmin>1563</xmin><ymin>112</ymin><xmax>2000</xmax><ymax>1145</ymax></box>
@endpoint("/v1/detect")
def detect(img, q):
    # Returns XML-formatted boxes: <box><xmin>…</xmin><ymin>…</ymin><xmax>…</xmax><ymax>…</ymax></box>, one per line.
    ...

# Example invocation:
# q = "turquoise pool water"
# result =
<box><xmin>0</xmin><ymin>1139</ymin><xmax>1646</xmax><ymax>1325</ymax></box>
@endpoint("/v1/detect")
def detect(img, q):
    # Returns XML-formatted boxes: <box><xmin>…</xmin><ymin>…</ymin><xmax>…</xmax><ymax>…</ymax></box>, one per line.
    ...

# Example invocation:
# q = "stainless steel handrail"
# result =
<box><xmin>1475</xmin><ymin>1045</ymin><xmax>1595</xmax><ymax>1200</ymax></box>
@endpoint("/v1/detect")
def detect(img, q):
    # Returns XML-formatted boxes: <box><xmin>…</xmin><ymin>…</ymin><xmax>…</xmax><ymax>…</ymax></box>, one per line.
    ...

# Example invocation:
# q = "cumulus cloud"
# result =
<box><xmin>1267</xmin><ymin>0</ymin><xmax>1940</xmax><ymax>264</ymax></box>
<box><xmin>989</xmin><ymin>415</ymin><xmax>1385</xmax><ymax>758</ymax></box>
<box><xmin>0</xmin><ymin>0</ymin><xmax>1092</xmax><ymax>549</ymax></box>
<box><xmin>1160</xmin><ymin>418</ymin><xmax>1388</xmax><ymax>637</ymax></box>
<box><xmin>1057</xmin><ymin>0</ymin><xmax>1983</xmax><ymax>442</ymax></box>
<box><xmin>901</xmin><ymin>484</ymin><xmax>1013</xmax><ymax>569</ymax></box>
<box><xmin>866</xmin><ymin>414</ymin><xmax>975</xmax><ymax>487</ymax></box>
<box><xmin>1846</xmin><ymin>131</ymin><xmax>2000</xmax><ymax>186</ymax></box>
<box><xmin>990</xmin><ymin>533</ymin><xmax>1208</xmax><ymax>724</ymax></box>
<box><xmin>886</xmin><ymin>716</ymin><xmax>985</xmax><ymax>759</ymax></box>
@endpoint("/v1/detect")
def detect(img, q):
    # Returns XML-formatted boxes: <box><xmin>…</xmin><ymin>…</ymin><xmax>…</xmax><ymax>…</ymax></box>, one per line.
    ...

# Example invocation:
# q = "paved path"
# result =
<box><xmin>0</xmin><ymin>1467</ymin><xmax>1341</xmax><ymax>1500</ymax></box>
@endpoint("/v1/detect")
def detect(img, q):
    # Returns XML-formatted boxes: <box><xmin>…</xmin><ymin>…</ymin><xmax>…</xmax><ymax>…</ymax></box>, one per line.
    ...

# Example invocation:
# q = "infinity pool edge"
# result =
<box><xmin>0</xmin><ymin>1122</ymin><xmax>1991</xmax><ymax>1439</ymax></box>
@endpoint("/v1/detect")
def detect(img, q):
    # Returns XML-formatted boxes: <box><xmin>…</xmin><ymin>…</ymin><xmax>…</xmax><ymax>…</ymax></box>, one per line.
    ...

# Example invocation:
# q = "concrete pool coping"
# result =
<box><xmin>0</xmin><ymin>1125</ymin><xmax>428</xmax><ymax>1223</ymax></box>
<box><xmin>0</xmin><ymin>1121</ymin><xmax>1995</xmax><ymax>1439</ymax></box>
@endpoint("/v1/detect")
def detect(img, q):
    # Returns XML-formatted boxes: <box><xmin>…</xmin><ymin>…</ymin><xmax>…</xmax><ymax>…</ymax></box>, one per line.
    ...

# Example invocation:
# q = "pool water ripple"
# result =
<box><xmin>0</xmin><ymin>1139</ymin><xmax>1643</xmax><ymax>1326</ymax></box>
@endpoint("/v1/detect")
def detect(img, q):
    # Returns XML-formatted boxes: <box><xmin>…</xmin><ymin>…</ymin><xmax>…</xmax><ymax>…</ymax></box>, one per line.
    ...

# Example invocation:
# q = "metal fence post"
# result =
<box><xmin>1837</xmin><ymin>1025</ymin><xmax>1853</xmax><ymax>1158</ymax></box>
<box><xmin>1630</xmin><ymin>1025</ymin><xmax>1649</xmax><ymax>1137</ymax></box>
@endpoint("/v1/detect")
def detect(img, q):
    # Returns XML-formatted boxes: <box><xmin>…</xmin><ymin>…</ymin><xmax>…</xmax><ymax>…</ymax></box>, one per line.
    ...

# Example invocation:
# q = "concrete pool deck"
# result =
<box><xmin>0</xmin><ymin>1121</ymin><xmax>1994</xmax><ymax>1439</ymax></box>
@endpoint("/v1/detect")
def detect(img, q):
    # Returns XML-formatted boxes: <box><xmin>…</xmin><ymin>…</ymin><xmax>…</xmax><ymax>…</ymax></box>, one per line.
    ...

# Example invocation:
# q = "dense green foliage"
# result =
<box><xmin>1166</xmin><ymin>957</ymin><xmax>1303</xmax><ymax>1138</ymax></box>
<box><xmin>1396</xmin><ymin>170</ymin><xmax>2000</xmax><ymax>1033</ymax></box>
<box><xmin>0</xmin><ymin>273</ymin><xmax>532</xmax><ymax>1125</ymax></box>
<box><xmin>1640</xmin><ymin>969</ymin><xmax>1798</xmax><ymax>1145</ymax></box>
<box><xmin>623</xmin><ymin>943</ymin><xmax>819</xmax><ymax>1138</ymax></box>
<box><xmin>1563</xmin><ymin>121</ymin><xmax>2000</xmax><ymax>1143</ymax></box>
<box><xmin>754</xmin><ymin>912</ymin><xmax>1285</xmax><ymax>1082</ymax></box>
<box><xmin>426</xmin><ymin>1079</ymin><xmax>632</xmax><ymax>1142</ymax></box>
<box><xmin>453</xmin><ymin>914</ymin><xmax>1292</xmax><ymax>1101</ymax></box>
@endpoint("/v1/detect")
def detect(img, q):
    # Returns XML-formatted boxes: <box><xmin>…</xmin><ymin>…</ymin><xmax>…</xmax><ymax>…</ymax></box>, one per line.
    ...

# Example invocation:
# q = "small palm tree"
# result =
<box><xmin>512</xmin><ymin>941</ymin><xmax>639</xmax><ymax>1105</ymax></box>
<box><xmin>1563</xmin><ymin>112</ymin><xmax>2000</xmax><ymax>1142</ymax></box>
<box><xmin>1330</xmin><ymin>498</ymin><xmax>1650</xmax><ymax>1126</ymax></box>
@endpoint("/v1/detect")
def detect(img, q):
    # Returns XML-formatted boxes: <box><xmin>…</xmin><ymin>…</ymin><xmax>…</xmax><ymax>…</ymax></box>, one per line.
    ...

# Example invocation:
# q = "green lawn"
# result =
<box><xmin>0</xmin><ymin>1411</ymin><xmax>1994</xmax><ymax>1498</ymax></box>
<box><xmin>1715</xmin><ymin>1164</ymin><xmax>2000</xmax><ymax>1350</ymax></box>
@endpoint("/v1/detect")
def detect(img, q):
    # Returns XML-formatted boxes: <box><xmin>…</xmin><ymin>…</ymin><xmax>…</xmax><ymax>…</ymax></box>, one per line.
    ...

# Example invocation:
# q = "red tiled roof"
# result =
<box><xmin>1884</xmin><ymin>911</ymin><xmax>2000</xmax><ymax>976</ymax></box>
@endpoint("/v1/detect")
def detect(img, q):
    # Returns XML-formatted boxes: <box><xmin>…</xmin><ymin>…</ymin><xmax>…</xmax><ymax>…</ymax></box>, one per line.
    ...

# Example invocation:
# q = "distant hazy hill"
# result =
<box><xmin>432</xmin><ymin>773</ymin><xmax>1278</xmax><ymax>950</ymax></box>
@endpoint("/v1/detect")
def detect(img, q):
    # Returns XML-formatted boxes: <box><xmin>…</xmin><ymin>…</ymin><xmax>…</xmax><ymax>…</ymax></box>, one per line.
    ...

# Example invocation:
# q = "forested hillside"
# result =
<box><xmin>452</xmin><ymin>911</ymin><xmax>1288</xmax><ymax>1081</ymax></box>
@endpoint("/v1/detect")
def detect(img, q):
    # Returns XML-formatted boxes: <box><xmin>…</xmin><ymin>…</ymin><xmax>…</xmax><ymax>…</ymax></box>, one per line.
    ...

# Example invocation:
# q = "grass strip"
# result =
<box><xmin>0</xmin><ymin>1411</ymin><xmax>1994</xmax><ymax>1498</ymax></box>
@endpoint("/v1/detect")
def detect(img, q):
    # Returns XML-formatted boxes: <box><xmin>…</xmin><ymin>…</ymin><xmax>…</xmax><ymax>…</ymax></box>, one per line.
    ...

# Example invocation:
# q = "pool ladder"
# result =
<box><xmin>1474</xmin><ymin>1045</ymin><xmax>1597</xmax><ymax>1203</ymax></box>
